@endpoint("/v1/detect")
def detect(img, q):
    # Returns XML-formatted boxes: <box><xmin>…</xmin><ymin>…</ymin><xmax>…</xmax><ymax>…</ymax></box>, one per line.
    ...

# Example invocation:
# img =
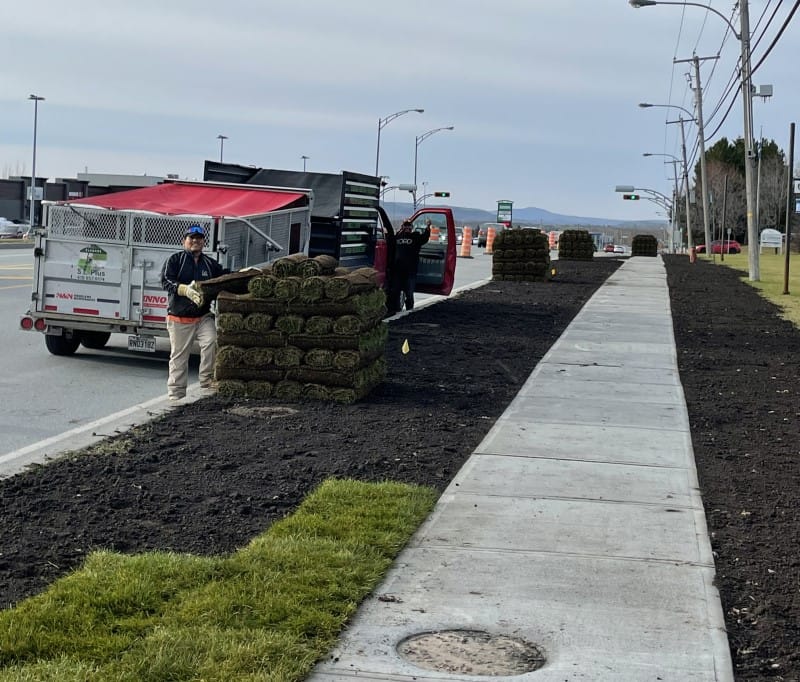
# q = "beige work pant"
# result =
<box><xmin>166</xmin><ymin>314</ymin><xmax>217</xmax><ymax>398</ymax></box>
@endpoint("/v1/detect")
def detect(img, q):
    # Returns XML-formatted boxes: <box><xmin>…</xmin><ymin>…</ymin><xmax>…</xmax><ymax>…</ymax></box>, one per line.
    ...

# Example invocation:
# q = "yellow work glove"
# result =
<box><xmin>177</xmin><ymin>281</ymin><xmax>204</xmax><ymax>306</ymax></box>
<box><xmin>238</xmin><ymin>266</ymin><xmax>261</xmax><ymax>273</ymax></box>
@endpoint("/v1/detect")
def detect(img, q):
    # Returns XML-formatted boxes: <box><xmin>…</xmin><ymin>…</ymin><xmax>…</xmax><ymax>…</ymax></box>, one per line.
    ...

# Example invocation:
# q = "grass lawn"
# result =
<box><xmin>0</xmin><ymin>479</ymin><xmax>437</xmax><ymax>681</ymax></box>
<box><xmin>700</xmin><ymin>246</ymin><xmax>800</xmax><ymax>326</ymax></box>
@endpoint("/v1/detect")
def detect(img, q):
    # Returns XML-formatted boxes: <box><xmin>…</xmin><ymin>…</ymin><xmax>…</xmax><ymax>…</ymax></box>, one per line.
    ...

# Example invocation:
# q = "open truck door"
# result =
<box><xmin>407</xmin><ymin>207</ymin><xmax>457</xmax><ymax>296</ymax></box>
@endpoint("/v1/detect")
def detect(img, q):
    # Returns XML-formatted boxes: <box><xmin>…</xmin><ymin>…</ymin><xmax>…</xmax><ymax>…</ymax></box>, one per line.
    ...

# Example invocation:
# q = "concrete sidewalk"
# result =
<box><xmin>310</xmin><ymin>257</ymin><xmax>733</xmax><ymax>681</ymax></box>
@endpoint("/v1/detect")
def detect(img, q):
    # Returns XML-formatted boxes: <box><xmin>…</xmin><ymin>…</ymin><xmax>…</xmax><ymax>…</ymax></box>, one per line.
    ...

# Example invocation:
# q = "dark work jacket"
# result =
<box><xmin>161</xmin><ymin>250</ymin><xmax>228</xmax><ymax>318</ymax></box>
<box><xmin>393</xmin><ymin>227</ymin><xmax>430</xmax><ymax>274</ymax></box>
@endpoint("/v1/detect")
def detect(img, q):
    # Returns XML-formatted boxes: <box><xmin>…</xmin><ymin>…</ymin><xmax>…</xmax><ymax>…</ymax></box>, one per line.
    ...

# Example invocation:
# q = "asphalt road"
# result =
<box><xmin>0</xmin><ymin>248</ymin><xmax>174</xmax><ymax>457</ymax></box>
<box><xmin>0</xmin><ymin>247</ymin><xmax>496</xmax><ymax>460</ymax></box>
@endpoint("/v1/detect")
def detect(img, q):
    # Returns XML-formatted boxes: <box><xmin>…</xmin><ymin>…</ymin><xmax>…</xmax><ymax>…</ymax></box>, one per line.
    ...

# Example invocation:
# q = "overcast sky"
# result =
<box><xmin>1</xmin><ymin>1</ymin><xmax>797</xmax><ymax>221</ymax></box>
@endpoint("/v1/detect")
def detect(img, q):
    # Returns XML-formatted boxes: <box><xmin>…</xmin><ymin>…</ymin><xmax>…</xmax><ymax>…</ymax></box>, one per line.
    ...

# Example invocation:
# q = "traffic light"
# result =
<box><xmin>622</xmin><ymin>194</ymin><xmax>640</xmax><ymax>200</ymax></box>
<box><xmin>434</xmin><ymin>191</ymin><xmax>450</xmax><ymax>197</ymax></box>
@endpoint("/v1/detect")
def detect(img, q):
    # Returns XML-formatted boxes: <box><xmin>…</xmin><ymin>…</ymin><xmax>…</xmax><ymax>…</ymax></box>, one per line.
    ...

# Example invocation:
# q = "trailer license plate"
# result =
<box><xmin>128</xmin><ymin>335</ymin><xmax>156</xmax><ymax>353</ymax></box>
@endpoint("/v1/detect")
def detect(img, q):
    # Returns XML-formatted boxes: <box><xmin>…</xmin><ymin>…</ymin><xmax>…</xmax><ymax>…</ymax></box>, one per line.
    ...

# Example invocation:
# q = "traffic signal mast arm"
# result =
<box><xmin>617</xmin><ymin>185</ymin><xmax>672</xmax><ymax>211</ymax></box>
<box><xmin>416</xmin><ymin>191</ymin><xmax>451</xmax><ymax>204</ymax></box>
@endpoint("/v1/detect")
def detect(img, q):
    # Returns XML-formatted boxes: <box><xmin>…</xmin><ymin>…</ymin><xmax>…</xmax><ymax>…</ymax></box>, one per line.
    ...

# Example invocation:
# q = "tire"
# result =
<box><xmin>45</xmin><ymin>329</ymin><xmax>82</xmax><ymax>356</ymax></box>
<box><xmin>80</xmin><ymin>331</ymin><xmax>111</xmax><ymax>349</ymax></box>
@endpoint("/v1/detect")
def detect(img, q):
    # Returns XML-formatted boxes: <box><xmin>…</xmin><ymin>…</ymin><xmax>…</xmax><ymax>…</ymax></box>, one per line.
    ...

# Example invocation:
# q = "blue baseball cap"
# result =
<box><xmin>184</xmin><ymin>225</ymin><xmax>205</xmax><ymax>237</ymax></box>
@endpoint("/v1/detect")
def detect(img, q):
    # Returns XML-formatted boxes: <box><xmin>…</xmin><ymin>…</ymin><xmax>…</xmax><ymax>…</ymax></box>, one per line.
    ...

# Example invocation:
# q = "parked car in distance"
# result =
<box><xmin>603</xmin><ymin>243</ymin><xmax>616</xmax><ymax>253</ymax></box>
<box><xmin>696</xmin><ymin>239</ymin><xmax>741</xmax><ymax>254</ymax></box>
<box><xmin>0</xmin><ymin>219</ymin><xmax>23</xmax><ymax>239</ymax></box>
<box><xmin>613</xmin><ymin>245</ymin><xmax>625</xmax><ymax>254</ymax></box>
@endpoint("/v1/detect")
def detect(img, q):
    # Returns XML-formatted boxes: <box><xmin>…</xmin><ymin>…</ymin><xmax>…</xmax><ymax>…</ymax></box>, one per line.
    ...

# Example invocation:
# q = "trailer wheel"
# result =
<box><xmin>45</xmin><ymin>330</ymin><xmax>82</xmax><ymax>356</ymax></box>
<box><xmin>80</xmin><ymin>331</ymin><xmax>111</xmax><ymax>349</ymax></box>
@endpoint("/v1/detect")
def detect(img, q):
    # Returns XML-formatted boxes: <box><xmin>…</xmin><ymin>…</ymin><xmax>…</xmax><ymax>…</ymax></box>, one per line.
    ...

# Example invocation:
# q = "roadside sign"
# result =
<box><xmin>497</xmin><ymin>200</ymin><xmax>513</xmax><ymax>224</ymax></box>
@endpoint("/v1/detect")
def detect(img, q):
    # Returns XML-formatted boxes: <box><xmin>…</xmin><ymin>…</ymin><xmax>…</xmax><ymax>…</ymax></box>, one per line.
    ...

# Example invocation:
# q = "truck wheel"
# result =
<box><xmin>45</xmin><ymin>330</ymin><xmax>82</xmax><ymax>356</ymax></box>
<box><xmin>81</xmin><ymin>331</ymin><xmax>111</xmax><ymax>349</ymax></box>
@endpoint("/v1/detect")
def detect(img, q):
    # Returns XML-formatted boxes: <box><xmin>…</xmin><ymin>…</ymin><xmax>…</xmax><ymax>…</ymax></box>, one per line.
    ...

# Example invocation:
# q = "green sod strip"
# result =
<box><xmin>0</xmin><ymin>479</ymin><xmax>437</xmax><ymax>682</ymax></box>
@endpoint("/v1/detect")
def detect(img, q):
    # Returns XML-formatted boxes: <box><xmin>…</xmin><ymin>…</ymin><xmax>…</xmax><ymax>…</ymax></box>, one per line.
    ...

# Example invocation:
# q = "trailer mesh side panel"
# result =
<box><xmin>46</xmin><ymin>205</ymin><xmax>213</xmax><ymax>246</ymax></box>
<box><xmin>222</xmin><ymin>208</ymin><xmax>306</xmax><ymax>269</ymax></box>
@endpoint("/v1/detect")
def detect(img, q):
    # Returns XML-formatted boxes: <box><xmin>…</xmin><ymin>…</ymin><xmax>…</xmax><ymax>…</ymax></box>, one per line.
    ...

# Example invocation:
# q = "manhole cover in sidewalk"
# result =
<box><xmin>397</xmin><ymin>629</ymin><xmax>546</xmax><ymax>676</ymax></box>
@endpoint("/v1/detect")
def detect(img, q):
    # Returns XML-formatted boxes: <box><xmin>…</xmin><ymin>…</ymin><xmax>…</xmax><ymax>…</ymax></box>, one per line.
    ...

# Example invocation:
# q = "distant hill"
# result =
<box><xmin>381</xmin><ymin>201</ymin><xmax>665</xmax><ymax>229</ymax></box>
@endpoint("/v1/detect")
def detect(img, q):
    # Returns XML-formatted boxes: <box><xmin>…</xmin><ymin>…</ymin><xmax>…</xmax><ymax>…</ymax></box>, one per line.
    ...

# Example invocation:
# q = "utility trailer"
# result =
<box><xmin>19</xmin><ymin>180</ymin><xmax>313</xmax><ymax>355</ymax></box>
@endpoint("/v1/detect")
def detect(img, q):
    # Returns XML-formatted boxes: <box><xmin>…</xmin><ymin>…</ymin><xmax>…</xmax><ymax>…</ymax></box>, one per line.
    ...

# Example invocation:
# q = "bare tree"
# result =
<box><xmin>705</xmin><ymin>159</ymin><xmax>746</xmax><ymax>242</ymax></box>
<box><xmin>757</xmin><ymin>154</ymin><xmax>786</xmax><ymax>229</ymax></box>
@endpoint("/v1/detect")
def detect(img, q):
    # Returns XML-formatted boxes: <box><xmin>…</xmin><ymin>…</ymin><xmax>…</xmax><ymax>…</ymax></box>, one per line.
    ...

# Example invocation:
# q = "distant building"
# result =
<box><xmin>0</xmin><ymin>172</ymin><xmax>175</xmax><ymax>223</ymax></box>
<box><xmin>76</xmin><ymin>172</ymin><xmax>164</xmax><ymax>188</ymax></box>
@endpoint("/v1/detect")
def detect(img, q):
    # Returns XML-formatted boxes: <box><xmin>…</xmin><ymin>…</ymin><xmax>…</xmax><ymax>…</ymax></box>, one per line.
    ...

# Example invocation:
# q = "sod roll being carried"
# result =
<box><xmin>196</xmin><ymin>269</ymin><xmax>263</xmax><ymax>299</ymax></box>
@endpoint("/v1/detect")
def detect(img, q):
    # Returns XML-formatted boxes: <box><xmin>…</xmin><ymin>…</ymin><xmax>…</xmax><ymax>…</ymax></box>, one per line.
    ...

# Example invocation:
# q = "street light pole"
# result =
<box><xmin>639</xmin><ymin>102</ymin><xmax>708</xmax><ymax>252</ymax></box>
<box><xmin>28</xmin><ymin>94</ymin><xmax>45</xmax><ymax>236</ymax></box>
<box><xmin>413</xmin><ymin>126</ymin><xmax>454</xmax><ymax>209</ymax></box>
<box><xmin>375</xmin><ymin>108</ymin><xmax>424</xmax><ymax>177</ymax></box>
<box><xmin>675</xmin><ymin>54</ymin><xmax>718</xmax><ymax>257</ymax></box>
<box><xmin>217</xmin><ymin>134</ymin><xmax>228</xmax><ymax>163</ymax></box>
<box><xmin>301</xmin><ymin>155</ymin><xmax>309</xmax><ymax>172</ymax></box>
<box><xmin>675</xmin><ymin>117</ymin><xmax>694</xmax><ymax>251</ymax></box>
<box><xmin>643</xmin><ymin>153</ymin><xmax>681</xmax><ymax>252</ymax></box>
<box><xmin>630</xmin><ymin>0</ymin><xmax>759</xmax><ymax>279</ymax></box>
<box><xmin>738</xmin><ymin>0</ymin><xmax>758</xmax><ymax>280</ymax></box>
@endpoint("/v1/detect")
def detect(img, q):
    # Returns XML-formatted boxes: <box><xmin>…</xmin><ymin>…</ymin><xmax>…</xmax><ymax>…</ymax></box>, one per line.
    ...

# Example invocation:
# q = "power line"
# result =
<box><xmin>752</xmin><ymin>0</ymin><xmax>800</xmax><ymax>74</ymax></box>
<box><xmin>749</xmin><ymin>0</ymin><xmax>781</xmax><ymax>54</ymax></box>
<box><xmin>703</xmin><ymin>0</ymin><xmax>798</xmax><ymax>139</ymax></box>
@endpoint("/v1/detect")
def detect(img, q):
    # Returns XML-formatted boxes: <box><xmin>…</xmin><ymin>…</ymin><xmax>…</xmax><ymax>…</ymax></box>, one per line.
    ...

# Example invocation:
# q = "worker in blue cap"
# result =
<box><xmin>160</xmin><ymin>224</ymin><xmax>228</xmax><ymax>400</ymax></box>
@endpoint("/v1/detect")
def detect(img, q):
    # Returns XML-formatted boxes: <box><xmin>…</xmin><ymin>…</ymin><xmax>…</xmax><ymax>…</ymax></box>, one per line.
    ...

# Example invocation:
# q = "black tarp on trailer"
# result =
<box><xmin>203</xmin><ymin>161</ymin><xmax>383</xmax><ymax>268</ymax></box>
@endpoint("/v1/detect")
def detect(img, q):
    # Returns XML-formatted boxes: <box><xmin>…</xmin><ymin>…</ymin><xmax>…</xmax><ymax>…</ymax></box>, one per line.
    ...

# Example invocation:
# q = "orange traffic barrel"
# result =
<box><xmin>459</xmin><ymin>227</ymin><xmax>473</xmax><ymax>258</ymax></box>
<box><xmin>485</xmin><ymin>227</ymin><xmax>497</xmax><ymax>254</ymax></box>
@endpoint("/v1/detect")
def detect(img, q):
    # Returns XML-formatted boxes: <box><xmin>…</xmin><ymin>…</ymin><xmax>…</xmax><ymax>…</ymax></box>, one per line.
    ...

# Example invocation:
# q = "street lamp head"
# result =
<box><xmin>629</xmin><ymin>0</ymin><xmax>657</xmax><ymax>7</ymax></box>
<box><xmin>29</xmin><ymin>94</ymin><xmax>45</xmax><ymax>102</ymax></box>
<box><xmin>638</xmin><ymin>103</ymin><xmax>654</xmax><ymax>108</ymax></box>
<box><xmin>376</xmin><ymin>108</ymin><xmax>425</xmax><ymax>176</ymax></box>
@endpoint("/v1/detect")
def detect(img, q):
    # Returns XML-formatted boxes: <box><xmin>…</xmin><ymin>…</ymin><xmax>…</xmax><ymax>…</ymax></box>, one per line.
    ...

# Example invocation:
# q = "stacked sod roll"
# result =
<box><xmin>632</xmin><ymin>233</ymin><xmax>659</xmax><ymax>257</ymax></box>
<box><xmin>491</xmin><ymin>228</ymin><xmax>552</xmax><ymax>282</ymax></box>
<box><xmin>213</xmin><ymin>254</ymin><xmax>388</xmax><ymax>403</ymax></box>
<box><xmin>557</xmin><ymin>229</ymin><xmax>596</xmax><ymax>261</ymax></box>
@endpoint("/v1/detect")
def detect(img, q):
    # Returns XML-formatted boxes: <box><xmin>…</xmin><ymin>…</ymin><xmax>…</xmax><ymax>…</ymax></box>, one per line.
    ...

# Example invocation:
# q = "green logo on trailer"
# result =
<box><xmin>76</xmin><ymin>244</ymin><xmax>108</xmax><ymax>279</ymax></box>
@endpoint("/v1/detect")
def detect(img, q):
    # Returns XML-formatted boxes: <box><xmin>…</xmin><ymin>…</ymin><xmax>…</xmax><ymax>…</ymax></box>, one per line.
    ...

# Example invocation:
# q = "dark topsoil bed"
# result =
<box><xmin>1</xmin><ymin>257</ymin><xmax>798</xmax><ymax>679</ymax></box>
